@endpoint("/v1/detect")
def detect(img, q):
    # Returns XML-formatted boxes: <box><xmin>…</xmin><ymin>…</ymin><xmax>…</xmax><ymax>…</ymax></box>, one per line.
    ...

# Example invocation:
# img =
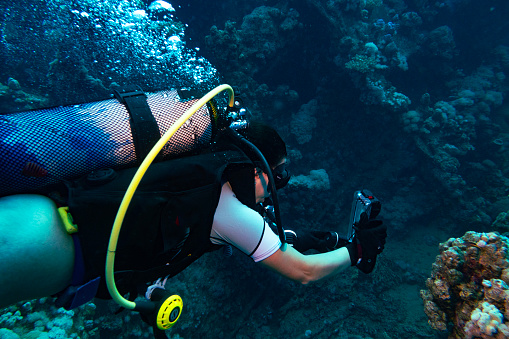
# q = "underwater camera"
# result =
<box><xmin>344</xmin><ymin>189</ymin><xmax>381</xmax><ymax>241</ymax></box>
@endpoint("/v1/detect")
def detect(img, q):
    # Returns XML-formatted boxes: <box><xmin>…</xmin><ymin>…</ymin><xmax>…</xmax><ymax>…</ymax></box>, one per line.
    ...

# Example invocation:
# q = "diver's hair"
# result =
<box><xmin>240</xmin><ymin>121</ymin><xmax>287</xmax><ymax>168</ymax></box>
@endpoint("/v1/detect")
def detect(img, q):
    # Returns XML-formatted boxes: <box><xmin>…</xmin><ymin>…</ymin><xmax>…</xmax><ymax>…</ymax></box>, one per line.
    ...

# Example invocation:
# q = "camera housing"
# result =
<box><xmin>345</xmin><ymin>189</ymin><xmax>381</xmax><ymax>241</ymax></box>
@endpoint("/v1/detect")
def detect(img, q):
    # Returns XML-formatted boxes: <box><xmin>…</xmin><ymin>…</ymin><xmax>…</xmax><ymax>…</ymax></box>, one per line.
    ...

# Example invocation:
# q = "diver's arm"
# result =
<box><xmin>259</xmin><ymin>244</ymin><xmax>351</xmax><ymax>284</ymax></box>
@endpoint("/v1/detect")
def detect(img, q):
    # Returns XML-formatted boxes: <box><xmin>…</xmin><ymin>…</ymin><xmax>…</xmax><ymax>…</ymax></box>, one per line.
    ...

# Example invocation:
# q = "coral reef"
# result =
<box><xmin>0</xmin><ymin>297</ymin><xmax>152</xmax><ymax>338</ymax></box>
<box><xmin>288</xmin><ymin>169</ymin><xmax>330</xmax><ymax>190</ymax></box>
<box><xmin>421</xmin><ymin>231</ymin><xmax>509</xmax><ymax>338</ymax></box>
<box><xmin>492</xmin><ymin>211</ymin><xmax>509</xmax><ymax>234</ymax></box>
<box><xmin>0</xmin><ymin>299</ymin><xmax>95</xmax><ymax>338</ymax></box>
<box><xmin>0</xmin><ymin>79</ymin><xmax>49</xmax><ymax>112</ymax></box>
<box><xmin>345</xmin><ymin>54</ymin><xmax>379</xmax><ymax>73</ymax></box>
<box><xmin>290</xmin><ymin>99</ymin><xmax>318</xmax><ymax>144</ymax></box>
<box><xmin>464</xmin><ymin>300</ymin><xmax>509</xmax><ymax>338</ymax></box>
<box><xmin>401</xmin><ymin>61</ymin><xmax>509</xmax><ymax>225</ymax></box>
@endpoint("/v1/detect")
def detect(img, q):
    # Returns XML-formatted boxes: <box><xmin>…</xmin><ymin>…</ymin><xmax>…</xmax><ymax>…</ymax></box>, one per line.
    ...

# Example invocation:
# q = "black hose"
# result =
<box><xmin>227</xmin><ymin>129</ymin><xmax>286</xmax><ymax>245</ymax></box>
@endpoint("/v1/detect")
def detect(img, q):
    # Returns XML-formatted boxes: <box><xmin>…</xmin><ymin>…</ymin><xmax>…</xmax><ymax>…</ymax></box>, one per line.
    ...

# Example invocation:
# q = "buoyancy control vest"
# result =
<box><xmin>67</xmin><ymin>144</ymin><xmax>256</xmax><ymax>298</ymax></box>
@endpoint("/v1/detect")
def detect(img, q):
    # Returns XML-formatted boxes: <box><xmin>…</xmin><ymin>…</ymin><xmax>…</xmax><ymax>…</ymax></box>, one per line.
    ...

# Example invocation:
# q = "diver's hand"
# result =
<box><xmin>286</xmin><ymin>230</ymin><xmax>345</xmax><ymax>253</ymax></box>
<box><xmin>346</xmin><ymin>212</ymin><xmax>387</xmax><ymax>274</ymax></box>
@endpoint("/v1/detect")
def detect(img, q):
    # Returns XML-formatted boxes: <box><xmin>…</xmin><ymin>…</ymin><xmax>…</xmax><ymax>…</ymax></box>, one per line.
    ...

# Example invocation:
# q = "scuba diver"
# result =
<box><xmin>0</xmin><ymin>84</ymin><xmax>387</xmax><ymax>337</ymax></box>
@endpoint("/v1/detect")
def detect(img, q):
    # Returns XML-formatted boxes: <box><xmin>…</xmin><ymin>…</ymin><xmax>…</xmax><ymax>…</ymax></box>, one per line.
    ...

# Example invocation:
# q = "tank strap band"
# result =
<box><xmin>114</xmin><ymin>86</ymin><xmax>161</xmax><ymax>162</ymax></box>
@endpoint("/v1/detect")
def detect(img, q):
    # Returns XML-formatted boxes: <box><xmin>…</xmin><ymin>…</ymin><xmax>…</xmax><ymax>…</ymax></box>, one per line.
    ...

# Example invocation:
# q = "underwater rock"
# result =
<box><xmin>345</xmin><ymin>54</ymin><xmax>378</xmax><ymax>73</ymax></box>
<box><xmin>148</xmin><ymin>0</ymin><xmax>175</xmax><ymax>13</ymax></box>
<box><xmin>382</xmin><ymin>87</ymin><xmax>411</xmax><ymax>112</ymax></box>
<box><xmin>7</xmin><ymin>77</ymin><xmax>20</xmax><ymax>90</ymax></box>
<box><xmin>0</xmin><ymin>83</ymin><xmax>8</xmax><ymax>97</ymax></box>
<box><xmin>290</xmin><ymin>99</ymin><xmax>318</xmax><ymax>144</ymax></box>
<box><xmin>402</xmin><ymin>110</ymin><xmax>421</xmax><ymax>132</ymax></box>
<box><xmin>428</xmin><ymin>25</ymin><xmax>456</xmax><ymax>59</ymax></box>
<box><xmin>421</xmin><ymin>231</ymin><xmax>509</xmax><ymax>338</ymax></box>
<box><xmin>0</xmin><ymin>328</ymin><xmax>20</xmax><ymax>339</ymax></box>
<box><xmin>400</xmin><ymin>11</ymin><xmax>423</xmax><ymax>28</ymax></box>
<box><xmin>491</xmin><ymin>212</ymin><xmax>509</xmax><ymax>234</ymax></box>
<box><xmin>238</xmin><ymin>6</ymin><xmax>288</xmax><ymax>62</ymax></box>
<box><xmin>288</xmin><ymin>169</ymin><xmax>330</xmax><ymax>190</ymax></box>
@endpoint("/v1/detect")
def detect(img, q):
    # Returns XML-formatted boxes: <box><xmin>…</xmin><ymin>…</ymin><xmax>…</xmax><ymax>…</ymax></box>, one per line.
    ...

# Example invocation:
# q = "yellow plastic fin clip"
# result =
<box><xmin>58</xmin><ymin>206</ymin><xmax>79</xmax><ymax>234</ymax></box>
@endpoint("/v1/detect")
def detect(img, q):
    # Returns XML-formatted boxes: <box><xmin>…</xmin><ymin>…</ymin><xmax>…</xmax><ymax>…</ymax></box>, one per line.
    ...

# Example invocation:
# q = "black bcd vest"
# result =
<box><xmin>67</xmin><ymin>146</ymin><xmax>256</xmax><ymax>298</ymax></box>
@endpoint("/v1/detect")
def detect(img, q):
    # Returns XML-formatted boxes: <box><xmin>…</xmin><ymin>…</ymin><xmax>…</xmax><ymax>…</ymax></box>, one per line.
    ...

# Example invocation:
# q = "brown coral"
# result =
<box><xmin>421</xmin><ymin>231</ymin><xmax>509</xmax><ymax>337</ymax></box>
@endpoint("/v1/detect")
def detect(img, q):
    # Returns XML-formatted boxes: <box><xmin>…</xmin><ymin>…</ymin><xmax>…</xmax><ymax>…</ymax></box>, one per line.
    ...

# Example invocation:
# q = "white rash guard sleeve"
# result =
<box><xmin>210</xmin><ymin>183</ymin><xmax>281</xmax><ymax>262</ymax></box>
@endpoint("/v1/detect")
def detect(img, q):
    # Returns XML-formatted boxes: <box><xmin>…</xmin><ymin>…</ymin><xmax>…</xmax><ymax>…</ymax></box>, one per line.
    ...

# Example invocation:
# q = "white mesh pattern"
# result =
<box><xmin>148</xmin><ymin>90</ymin><xmax>212</xmax><ymax>158</ymax></box>
<box><xmin>0</xmin><ymin>90</ymin><xmax>212</xmax><ymax>196</ymax></box>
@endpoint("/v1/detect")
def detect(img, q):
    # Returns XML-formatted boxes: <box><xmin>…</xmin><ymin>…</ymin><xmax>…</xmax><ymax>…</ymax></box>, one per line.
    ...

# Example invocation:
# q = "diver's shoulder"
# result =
<box><xmin>0</xmin><ymin>194</ymin><xmax>56</xmax><ymax>208</ymax></box>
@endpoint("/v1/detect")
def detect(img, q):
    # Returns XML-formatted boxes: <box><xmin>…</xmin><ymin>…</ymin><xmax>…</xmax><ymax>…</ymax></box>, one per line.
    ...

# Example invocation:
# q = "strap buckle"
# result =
<box><xmin>113</xmin><ymin>85</ymin><xmax>146</xmax><ymax>102</ymax></box>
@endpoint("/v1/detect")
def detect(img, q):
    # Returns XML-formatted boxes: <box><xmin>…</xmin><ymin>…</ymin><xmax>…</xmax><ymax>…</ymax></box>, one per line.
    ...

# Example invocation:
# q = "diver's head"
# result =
<box><xmin>239</xmin><ymin>121</ymin><xmax>290</xmax><ymax>202</ymax></box>
<box><xmin>253</xmin><ymin>157</ymin><xmax>287</xmax><ymax>203</ymax></box>
<box><xmin>239</xmin><ymin>120</ymin><xmax>287</xmax><ymax>167</ymax></box>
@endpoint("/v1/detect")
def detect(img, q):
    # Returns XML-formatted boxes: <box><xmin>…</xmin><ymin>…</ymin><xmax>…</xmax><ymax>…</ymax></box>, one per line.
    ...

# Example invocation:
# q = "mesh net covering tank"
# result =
<box><xmin>0</xmin><ymin>89</ymin><xmax>213</xmax><ymax>196</ymax></box>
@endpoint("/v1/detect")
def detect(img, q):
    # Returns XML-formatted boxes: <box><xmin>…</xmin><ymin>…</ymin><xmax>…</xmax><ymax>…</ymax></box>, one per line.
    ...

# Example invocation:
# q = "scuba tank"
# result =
<box><xmin>0</xmin><ymin>86</ymin><xmax>216</xmax><ymax>197</ymax></box>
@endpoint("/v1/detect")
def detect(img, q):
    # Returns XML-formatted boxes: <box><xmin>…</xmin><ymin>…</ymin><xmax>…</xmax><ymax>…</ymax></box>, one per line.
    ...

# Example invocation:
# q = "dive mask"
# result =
<box><xmin>272</xmin><ymin>162</ymin><xmax>291</xmax><ymax>190</ymax></box>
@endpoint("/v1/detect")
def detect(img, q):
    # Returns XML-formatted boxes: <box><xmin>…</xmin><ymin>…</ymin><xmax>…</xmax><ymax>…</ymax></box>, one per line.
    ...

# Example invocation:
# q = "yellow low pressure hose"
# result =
<box><xmin>106</xmin><ymin>84</ymin><xmax>235</xmax><ymax>309</ymax></box>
